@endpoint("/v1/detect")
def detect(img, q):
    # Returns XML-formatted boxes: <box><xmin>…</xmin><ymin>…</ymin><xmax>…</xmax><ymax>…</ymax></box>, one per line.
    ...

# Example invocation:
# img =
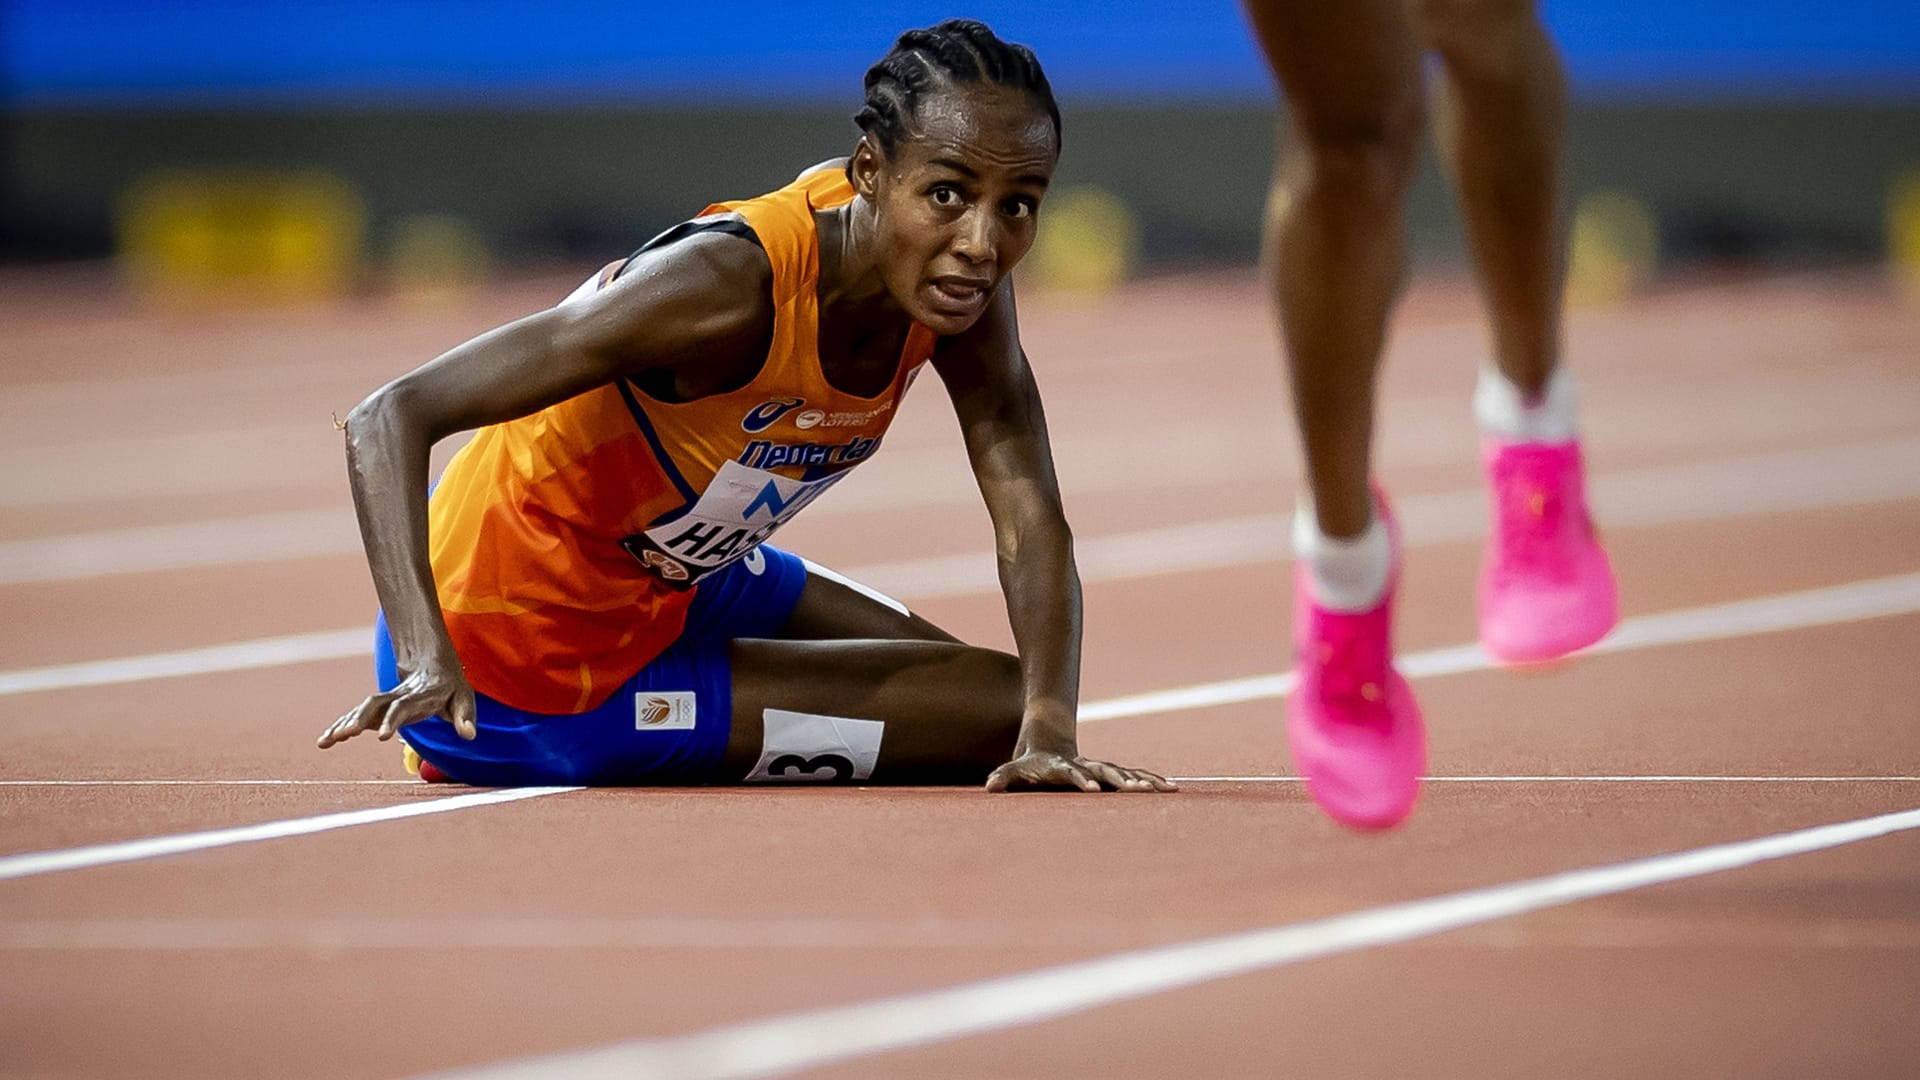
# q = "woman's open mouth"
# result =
<box><xmin>927</xmin><ymin>275</ymin><xmax>991</xmax><ymax>317</ymax></box>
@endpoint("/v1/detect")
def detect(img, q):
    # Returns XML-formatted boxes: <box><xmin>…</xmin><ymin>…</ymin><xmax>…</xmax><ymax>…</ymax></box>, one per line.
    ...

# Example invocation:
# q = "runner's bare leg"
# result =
<box><xmin>1245</xmin><ymin>0</ymin><xmax>1427</xmax><ymax>539</ymax></box>
<box><xmin>1415</xmin><ymin>0</ymin><xmax>1569</xmax><ymax>395</ymax></box>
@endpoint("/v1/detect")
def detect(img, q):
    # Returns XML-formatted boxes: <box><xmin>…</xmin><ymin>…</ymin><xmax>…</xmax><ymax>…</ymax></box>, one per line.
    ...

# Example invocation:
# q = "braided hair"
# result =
<box><xmin>853</xmin><ymin>19</ymin><xmax>1061</xmax><ymax>157</ymax></box>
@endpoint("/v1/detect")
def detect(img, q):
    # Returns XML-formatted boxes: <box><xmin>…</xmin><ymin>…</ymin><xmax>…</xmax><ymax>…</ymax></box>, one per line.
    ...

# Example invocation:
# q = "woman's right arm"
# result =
<box><xmin>317</xmin><ymin>232</ymin><xmax>773</xmax><ymax>750</ymax></box>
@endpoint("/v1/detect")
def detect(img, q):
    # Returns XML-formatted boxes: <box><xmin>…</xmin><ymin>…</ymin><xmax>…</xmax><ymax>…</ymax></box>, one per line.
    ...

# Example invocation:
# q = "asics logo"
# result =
<box><xmin>742</xmin><ymin>398</ymin><xmax>806</xmax><ymax>433</ymax></box>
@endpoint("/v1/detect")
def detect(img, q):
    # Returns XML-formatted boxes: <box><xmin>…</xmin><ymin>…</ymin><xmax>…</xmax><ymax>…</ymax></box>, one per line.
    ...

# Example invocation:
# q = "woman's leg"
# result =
<box><xmin>1410</xmin><ymin>0</ymin><xmax>1619</xmax><ymax>662</ymax></box>
<box><xmin>1245</xmin><ymin>0</ymin><xmax>1426</xmax><ymax>543</ymax></box>
<box><xmin>704</xmin><ymin>557</ymin><xmax>1016</xmax><ymax>784</ymax></box>
<box><xmin>719</xmin><ymin>637</ymin><xmax>1022</xmax><ymax>785</ymax></box>
<box><xmin>778</xmin><ymin>560</ymin><xmax>962</xmax><ymax>644</ymax></box>
<box><xmin>1413</xmin><ymin>0</ymin><xmax>1567</xmax><ymax>396</ymax></box>
<box><xmin>1241</xmin><ymin>0</ymin><xmax>1430</xmax><ymax>831</ymax></box>
<box><xmin>383</xmin><ymin>552</ymin><xmax>1014</xmax><ymax>786</ymax></box>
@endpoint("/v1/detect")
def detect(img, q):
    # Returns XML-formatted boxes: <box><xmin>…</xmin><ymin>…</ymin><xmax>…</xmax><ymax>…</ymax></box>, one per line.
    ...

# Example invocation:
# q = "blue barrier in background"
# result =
<box><xmin>7</xmin><ymin>0</ymin><xmax>1919</xmax><ymax>105</ymax></box>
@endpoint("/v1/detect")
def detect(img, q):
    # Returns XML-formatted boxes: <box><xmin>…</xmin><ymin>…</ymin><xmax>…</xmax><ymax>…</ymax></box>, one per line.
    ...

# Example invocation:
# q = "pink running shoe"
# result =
<box><xmin>1286</xmin><ymin>495</ymin><xmax>1426</xmax><ymax>831</ymax></box>
<box><xmin>1479</xmin><ymin>438</ymin><xmax>1620</xmax><ymax>664</ymax></box>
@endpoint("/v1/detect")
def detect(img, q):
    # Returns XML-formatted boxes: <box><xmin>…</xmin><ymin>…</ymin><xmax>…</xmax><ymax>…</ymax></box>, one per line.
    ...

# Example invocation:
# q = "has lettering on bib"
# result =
<box><xmin>621</xmin><ymin>458</ymin><xmax>844</xmax><ymax>589</ymax></box>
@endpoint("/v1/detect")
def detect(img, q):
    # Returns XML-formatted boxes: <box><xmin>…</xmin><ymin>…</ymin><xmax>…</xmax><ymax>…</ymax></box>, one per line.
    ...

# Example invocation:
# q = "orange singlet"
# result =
<box><xmin>427</xmin><ymin>169</ymin><xmax>936</xmax><ymax>715</ymax></box>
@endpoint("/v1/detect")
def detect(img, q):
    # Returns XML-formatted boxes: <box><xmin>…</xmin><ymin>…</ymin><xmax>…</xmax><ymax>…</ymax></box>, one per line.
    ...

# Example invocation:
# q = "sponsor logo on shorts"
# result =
<box><xmin>742</xmin><ymin>548</ymin><xmax>767</xmax><ymax>575</ymax></box>
<box><xmin>636</xmin><ymin>691</ymin><xmax>697</xmax><ymax>731</ymax></box>
<box><xmin>794</xmin><ymin>409</ymin><xmax>826</xmax><ymax>429</ymax></box>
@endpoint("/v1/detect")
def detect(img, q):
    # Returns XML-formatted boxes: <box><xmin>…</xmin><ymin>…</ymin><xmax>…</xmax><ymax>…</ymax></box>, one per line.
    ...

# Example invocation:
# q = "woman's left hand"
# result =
<box><xmin>317</xmin><ymin>654</ymin><xmax>478</xmax><ymax>750</ymax></box>
<box><xmin>985</xmin><ymin>750</ymin><xmax>1177</xmax><ymax>793</ymax></box>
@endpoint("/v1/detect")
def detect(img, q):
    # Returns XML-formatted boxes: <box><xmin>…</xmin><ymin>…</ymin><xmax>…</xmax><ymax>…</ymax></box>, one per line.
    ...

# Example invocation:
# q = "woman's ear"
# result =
<box><xmin>849</xmin><ymin>136</ymin><xmax>885</xmax><ymax>200</ymax></box>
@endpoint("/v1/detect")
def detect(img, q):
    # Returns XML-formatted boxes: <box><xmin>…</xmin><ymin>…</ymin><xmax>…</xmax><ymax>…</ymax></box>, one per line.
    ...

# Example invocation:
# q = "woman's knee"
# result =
<box><xmin>930</xmin><ymin>646</ymin><xmax>1022</xmax><ymax>769</ymax></box>
<box><xmin>963</xmin><ymin>646</ymin><xmax>1024</xmax><ymax>723</ymax></box>
<box><xmin>1287</xmin><ymin>99</ymin><xmax>1425</xmax><ymax>209</ymax></box>
<box><xmin>1411</xmin><ymin>0</ymin><xmax>1542</xmax><ymax>76</ymax></box>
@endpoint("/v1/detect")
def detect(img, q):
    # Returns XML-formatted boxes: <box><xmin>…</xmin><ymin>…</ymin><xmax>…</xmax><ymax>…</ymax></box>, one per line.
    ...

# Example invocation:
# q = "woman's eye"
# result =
<box><xmin>1004</xmin><ymin>200</ymin><xmax>1035</xmax><ymax>219</ymax></box>
<box><xmin>931</xmin><ymin>187</ymin><xmax>961</xmax><ymax>207</ymax></box>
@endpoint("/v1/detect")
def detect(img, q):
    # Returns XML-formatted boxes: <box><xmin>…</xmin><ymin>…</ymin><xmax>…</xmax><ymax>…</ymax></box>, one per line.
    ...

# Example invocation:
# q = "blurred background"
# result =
<box><xmin>4</xmin><ymin>0</ymin><xmax>1918</xmax><ymax>308</ymax></box>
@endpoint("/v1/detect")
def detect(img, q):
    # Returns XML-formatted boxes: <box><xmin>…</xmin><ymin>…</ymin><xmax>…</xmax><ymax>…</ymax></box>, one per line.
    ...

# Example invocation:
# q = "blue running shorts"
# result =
<box><xmin>377</xmin><ymin>544</ymin><xmax>809</xmax><ymax>786</ymax></box>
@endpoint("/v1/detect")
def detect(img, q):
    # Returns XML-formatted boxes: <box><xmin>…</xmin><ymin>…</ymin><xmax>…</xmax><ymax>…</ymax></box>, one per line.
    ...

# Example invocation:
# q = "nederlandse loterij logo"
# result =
<box><xmin>820</xmin><ymin>400</ymin><xmax>894</xmax><ymax>427</ymax></box>
<box><xmin>794</xmin><ymin>409</ymin><xmax>826</xmax><ymax>429</ymax></box>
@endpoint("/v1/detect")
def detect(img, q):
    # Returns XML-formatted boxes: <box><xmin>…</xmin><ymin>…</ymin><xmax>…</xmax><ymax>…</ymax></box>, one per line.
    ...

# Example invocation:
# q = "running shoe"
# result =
<box><xmin>402</xmin><ymin>742</ymin><xmax>452</xmax><ymax>784</ymax></box>
<box><xmin>1286</xmin><ymin>492</ymin><xmax>1426</xmax><ymax>831</ymax></box>
<box><xmin>1479</xmin><ymin>438</ymin><xmax>1619</xmax><ymax>663</ymax></box>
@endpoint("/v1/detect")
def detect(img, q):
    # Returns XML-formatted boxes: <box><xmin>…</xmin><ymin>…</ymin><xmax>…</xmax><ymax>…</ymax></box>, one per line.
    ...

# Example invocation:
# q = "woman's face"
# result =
<box><xmin>851</xmin><ymin>83</ymin><xmax>1058</xmax><ymax>335</ymax></box>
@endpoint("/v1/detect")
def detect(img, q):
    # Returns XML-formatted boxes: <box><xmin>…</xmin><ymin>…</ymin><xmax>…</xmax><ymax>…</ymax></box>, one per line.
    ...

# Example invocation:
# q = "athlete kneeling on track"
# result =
<box><xmin>316</xmin><ymin>20</ymin><xmax>1173</xmax><ymax>795</ymax></box>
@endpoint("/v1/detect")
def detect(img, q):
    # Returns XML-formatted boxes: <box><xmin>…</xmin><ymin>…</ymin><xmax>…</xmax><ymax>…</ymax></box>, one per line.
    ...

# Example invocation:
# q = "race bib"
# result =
<box><xmin>621</xmin><ymin>458</ymin><xmax>843</xmax><ymax>589</ymax></box>
<box><xmin>744</xmin><ymin>709</ymin><xmax>885</xmax><ymax>783</ymax></box>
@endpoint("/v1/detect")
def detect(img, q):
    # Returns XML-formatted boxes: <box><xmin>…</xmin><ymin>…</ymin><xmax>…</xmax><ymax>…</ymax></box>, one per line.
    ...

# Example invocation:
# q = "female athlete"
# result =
<box><xmin>316</xmin><ymin>19</ymin><xmax>1173</xmax><ymax>795</ymax></box>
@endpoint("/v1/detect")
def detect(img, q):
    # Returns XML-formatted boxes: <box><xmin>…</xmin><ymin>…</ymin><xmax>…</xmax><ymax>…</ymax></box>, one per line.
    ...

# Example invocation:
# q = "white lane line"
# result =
<box><xmin>13</xmin><ymin>913</ymin><xmax>1920</xmax><ymax>954</ymax></box>
<box><xmin>865</xmin><ymin>436</ymin><xmax>1920</xmax><ymax>601</ymax></box>
<box><xmin>5</xmin><ymin>776</ymin><xmax>1918</xmax><ymax>789</ymax></box>
<box><xmin>0</xmin><ymin>509</ymin><xmax>352</xmax><ymax>585</ymax></box>
<box><xmin>0</xmin><ymin>628</ymin><xmax>368</xmax><ymax>696</ymax></box>
<box><xmin>1167</xmin><ymin>776</ymin><xmax>1920</xmax><ymax>783</ymax></box>
<box><xmin>0</xmin><ymin>779</ymin><xmax>418</xmax><ymax>786</ymax></box>
<box><xmin>427</xmin><ymin>805</ymin><xmax>1920</xmax><ymax>1080</ymax></box>
<box><xmin>4</xmin><ymin>570</ymin><xmax>1916</xmax><ymax>703</ymax></box>
<box><xmin>0</xmin><ymin>915</ymin><xmax>1215</xmax><ymax>952</ymax></box>
<box><xmin>1078</xmin><ymin>570</ymin><xmax>1920</xmax><ymax>722</ymax></box>
<box><xmin>0</xmin><ymin>787</ymin><xmax>576</xmax><ymax>882</ymax></box>
<box><xmin>0</xmin><ymin>428</ymin><xmax>343</xmax><ymax>511</ymax></box>
<box><xmin>6</xmin><ymin>436</ymin><xmax>1917</xmax><ymax>588</ymax></box>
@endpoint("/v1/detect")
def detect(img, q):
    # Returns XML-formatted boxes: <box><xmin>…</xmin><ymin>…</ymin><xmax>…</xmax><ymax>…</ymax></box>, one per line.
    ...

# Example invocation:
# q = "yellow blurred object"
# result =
<box><xmin>385</xmin><ymin>213</ymin><xmax>491</xmax><ymax>308</ymax></box>
<box><xmin>1024</xmin><ymin>185</ymin><xmax>1139</xmax><ymax>296</ymax></box>
<box><xmin>117</xmin><ymin>169</ymin><xmax>365</xmax><ymax>308</ymax></box>
<box><xmin>1890</xmin><ymin>169</ymin><xmax>1920</xmax><ymax>306</ymax></box>
<box><xmin>1566</xmin><ymin>190</ymin><xmax>1658</xmax><ymax>308</ymax></box>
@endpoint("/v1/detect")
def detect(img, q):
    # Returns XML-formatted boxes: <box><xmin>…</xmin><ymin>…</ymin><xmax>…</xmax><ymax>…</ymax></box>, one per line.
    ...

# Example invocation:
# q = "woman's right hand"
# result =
<box><xmin>317</xmin><ymin>654</ymin><xmax>479</xmax><ymax>749</ymax></box>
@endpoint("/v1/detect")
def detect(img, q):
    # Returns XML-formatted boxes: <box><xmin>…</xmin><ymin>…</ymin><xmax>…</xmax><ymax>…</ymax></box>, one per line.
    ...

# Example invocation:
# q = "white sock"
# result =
<box><xmin>1474</xmin><ymin>365</ymin><xmax>1579</xmax><ymax>443</ymax></box>
<box><xmin>1292</xmin><ymin>506</ymin><xmax>1391</xmax><ymax>613</ymax></box>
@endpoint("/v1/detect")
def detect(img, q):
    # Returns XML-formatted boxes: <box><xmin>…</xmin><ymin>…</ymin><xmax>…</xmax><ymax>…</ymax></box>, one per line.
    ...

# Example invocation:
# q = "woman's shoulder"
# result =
<box><xmin>706</xmin><ymin>162</ymin><xmax>854</xmax><ymax>222</ymax></box>
<box><xmin>691</xmin><ymin>164</ymin><xmax>851</xmax><ymax>294</ymax></box>
<box><xmin>793</xmin><ymin>157</ymin><xmax>850</xmax><ymax>182</ymax></box>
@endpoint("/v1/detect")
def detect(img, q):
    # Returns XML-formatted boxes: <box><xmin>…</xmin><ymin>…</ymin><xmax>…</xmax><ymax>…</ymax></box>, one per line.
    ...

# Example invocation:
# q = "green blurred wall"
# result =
<box><xmin>7</xmin><ymin>103</ymin><xmax>1917</xmax><ymax>268</ymax></box>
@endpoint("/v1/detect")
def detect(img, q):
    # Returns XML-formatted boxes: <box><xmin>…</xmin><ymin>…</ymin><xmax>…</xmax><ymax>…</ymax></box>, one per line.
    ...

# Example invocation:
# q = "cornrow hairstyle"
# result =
<box><xmin>853</xmin><ymin>18</ymin><xmax>1061</xmax><ymax>157</ymax></box>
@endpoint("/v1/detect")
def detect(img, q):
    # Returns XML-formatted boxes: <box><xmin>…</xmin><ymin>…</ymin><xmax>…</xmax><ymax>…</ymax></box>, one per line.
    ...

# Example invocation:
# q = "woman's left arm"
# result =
<box><xmin>932</xmin><ymin>282</ymin><xmax>1174</xmax><ymax>794</ymax></box>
